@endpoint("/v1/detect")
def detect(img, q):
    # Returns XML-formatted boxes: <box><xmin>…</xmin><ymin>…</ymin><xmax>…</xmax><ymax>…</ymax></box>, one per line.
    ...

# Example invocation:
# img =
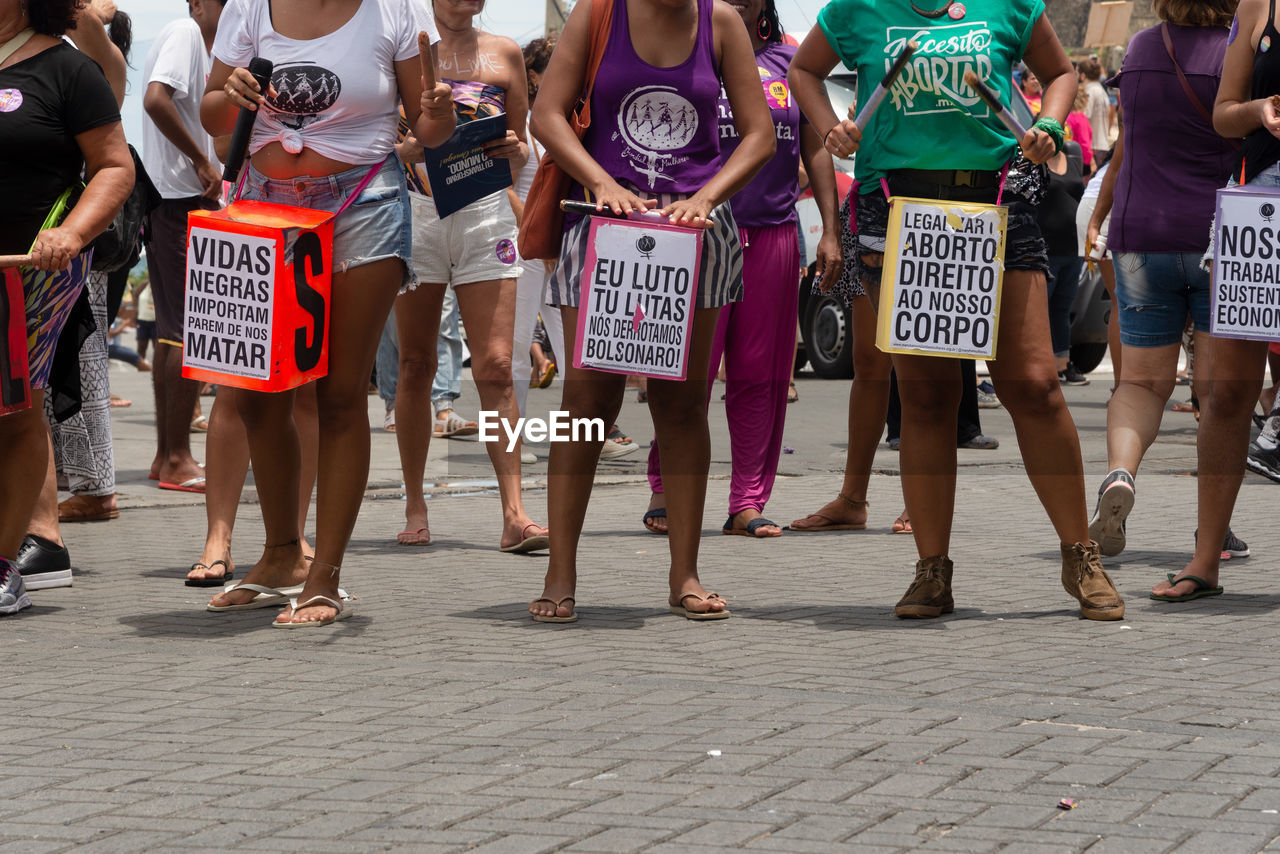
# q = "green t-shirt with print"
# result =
<box><xmin>816</xmin><ymin>0</ymin><xmax>1045</xmax><ymax>192</ymax></box>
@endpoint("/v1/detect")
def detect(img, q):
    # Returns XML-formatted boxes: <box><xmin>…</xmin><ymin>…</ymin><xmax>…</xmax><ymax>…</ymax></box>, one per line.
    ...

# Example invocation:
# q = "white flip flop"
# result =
<box><xmin>273</xmin><ymin>593</ymin><xmax>354</xmax><ymax>628</ymax></box>
<box><xmin>206</xmin><ymin>582</ymin><xmax>305</xmax><ymax>612</ymax></box>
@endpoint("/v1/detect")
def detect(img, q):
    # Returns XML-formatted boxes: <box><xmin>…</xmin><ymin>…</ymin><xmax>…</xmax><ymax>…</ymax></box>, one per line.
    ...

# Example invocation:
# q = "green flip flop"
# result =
<box><xmin>1150</xmin><ymin>573</ymin><xmax>1223</xmax><ymax>602</ymax></box>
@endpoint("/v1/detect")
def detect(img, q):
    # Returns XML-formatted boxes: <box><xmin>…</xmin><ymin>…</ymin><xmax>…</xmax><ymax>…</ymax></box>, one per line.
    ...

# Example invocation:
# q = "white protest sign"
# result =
<box><xmin>877</xmin><ymin>197</ymin><xmax>1007</xmax><ymax>359</ymax></box>
<box><xmin>183</xmin><ymin>227</ymin><xmax>276</xmax><ymax>380</ymax></box>
<box><xmin>1211</xmin><ymin>186</ymin><xmax>1280</xmax><ymax>342</ymax></box>
<box><xmin>574</xmin><ymin>217</ymin><xmax>702</xmax><ymax>380</ymax></box>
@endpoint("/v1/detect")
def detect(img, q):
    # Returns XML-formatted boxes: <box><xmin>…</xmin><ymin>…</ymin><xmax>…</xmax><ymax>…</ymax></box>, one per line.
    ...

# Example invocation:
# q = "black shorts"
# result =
<box><xmin>825</xmin><ymin>154</ymin><xmax>1050</xmax><ymax>304</ymax></box>
<box><xmin>145</xmin><ymin>195</ymin><xmax>219</xmax><ymax>346</ymax></box>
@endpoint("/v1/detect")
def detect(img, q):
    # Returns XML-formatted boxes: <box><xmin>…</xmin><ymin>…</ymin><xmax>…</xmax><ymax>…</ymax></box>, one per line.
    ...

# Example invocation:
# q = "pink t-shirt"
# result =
<box><xmin>1065</xmin><ymin>111</ymin><xmax>1092</xmax><ymax>166</ymax></box>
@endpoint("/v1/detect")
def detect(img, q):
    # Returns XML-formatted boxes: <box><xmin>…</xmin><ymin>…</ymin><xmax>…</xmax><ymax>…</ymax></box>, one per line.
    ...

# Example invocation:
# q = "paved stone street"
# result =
<box><xmin>6</xmin><ymin>364</ymin><xmax>1280</xmax><ymax>853</ymax></box>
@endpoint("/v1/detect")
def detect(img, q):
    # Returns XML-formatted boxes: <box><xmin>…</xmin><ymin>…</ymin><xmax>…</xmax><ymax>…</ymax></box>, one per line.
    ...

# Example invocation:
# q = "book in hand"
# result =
<box><xmin>422</xmin><ymin>112</ymin><xmax>513</xmax><ymax>218</ymax></box>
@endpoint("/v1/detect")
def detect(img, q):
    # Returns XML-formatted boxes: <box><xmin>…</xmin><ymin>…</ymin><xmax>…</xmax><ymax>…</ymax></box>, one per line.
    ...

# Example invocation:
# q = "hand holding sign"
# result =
<box><xmin>659</xmin><ymin>194</ymin><xmax>716</xmax><ymax>229</ymax></box>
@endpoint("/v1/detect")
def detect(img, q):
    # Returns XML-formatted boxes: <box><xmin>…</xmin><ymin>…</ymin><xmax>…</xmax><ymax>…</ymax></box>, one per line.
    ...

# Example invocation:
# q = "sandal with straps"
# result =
<box><xmin>185</xmin><ymin>558</ymin><xmax>234</xmax><ymax>588</ymax></box>
<box><xmin>787</xmin><ymin>493</ymin><xmax>868</xmax><ymax>532</ymax></box>
<box><xmin>669</xmin><ymin>591</ymin><xmax>731</xmax><ymax>620</ymax></box>
<box><xmin>273</xmin><ymin>593</ymin><xmax>354</xmax><ymax>628</ymax></box>
<box><xmin>530</xmin><ymin>595</ymin><xmax>577</xmax><ymax>623</ymax></box>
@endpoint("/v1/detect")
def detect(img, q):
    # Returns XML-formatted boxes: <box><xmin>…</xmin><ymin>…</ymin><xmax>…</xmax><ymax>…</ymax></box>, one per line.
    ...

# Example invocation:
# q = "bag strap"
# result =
<box><xmin>574</xmin><ymin>0</ymin><xmax>615</xmax><ymax>132</ymax></box>
<box><xmin>0</xmin><ymin>28</ymin><xmax>34</xmax><ymax>69</ymax></box>
<box><xmin>1162</xmin><ymin>22</ymin><xmax>1241</xmax><ymax>150</ymax></box>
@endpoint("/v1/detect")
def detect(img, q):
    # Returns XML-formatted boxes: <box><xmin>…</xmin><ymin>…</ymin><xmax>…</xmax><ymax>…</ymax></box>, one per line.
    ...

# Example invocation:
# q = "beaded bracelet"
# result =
<box><xmin>1032</xmin><ymin>116</ymin><xmax>1065</xmax><ymax>153</ymax></box>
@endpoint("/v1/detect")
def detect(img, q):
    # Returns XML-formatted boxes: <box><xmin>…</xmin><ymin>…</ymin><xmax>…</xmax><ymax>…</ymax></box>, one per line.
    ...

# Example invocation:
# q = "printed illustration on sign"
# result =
<box><xmin>884</xmin><ymin>23</ymin><xmax>994</xmax><ymax>117</ymax></box>
<box><xmin>576</xmin><ymin>219</ymin><xmax>702</xmax><ymax>380</ymax></box>
<box><xmin>184</xmin><ymin>228</ymin><xmax>276</xmax><ymax>380</ymax></box>
<box><xmin>1210</xmin><ymin>188</ymin><xmax>1280</xmax><ymax>342</ymax></box>
<box><xmin>878</xmin><ymin>197</ymin><xmax>1006</xmax><ymax>359</ymax></box>
<box><xmin>616</xmin><ymin>86</ymin><xmax>697</xmax><ymax>188</ymax></box>
<box><xmin>268</xmin><ymin>63</ymin><xmax>341</xmax><ymax>130</ymax></box>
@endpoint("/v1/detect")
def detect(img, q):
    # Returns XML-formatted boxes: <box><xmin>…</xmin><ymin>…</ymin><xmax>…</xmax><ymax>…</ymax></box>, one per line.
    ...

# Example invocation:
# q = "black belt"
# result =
<box><xmin>890</xmin><ymin>168</ymin><xmax>1000</xmax><ymax>189</ymax></box>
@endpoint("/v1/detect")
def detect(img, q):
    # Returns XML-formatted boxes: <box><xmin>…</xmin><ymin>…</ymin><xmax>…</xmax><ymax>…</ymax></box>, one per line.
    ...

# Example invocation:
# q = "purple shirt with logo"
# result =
<box><xmin>1108</xmin><ymin>23</ymin><xmax>1236</xmax><ymax>253</ymax></box>
<box><xmin>719</xmin><ymin>42</ymin><xmax>804</xmax><ymax>227</ymax></box>
<box><xmin>580</xmin><ymin>0</ymin><xmax>722</xmax><ymax>197</ymax></box>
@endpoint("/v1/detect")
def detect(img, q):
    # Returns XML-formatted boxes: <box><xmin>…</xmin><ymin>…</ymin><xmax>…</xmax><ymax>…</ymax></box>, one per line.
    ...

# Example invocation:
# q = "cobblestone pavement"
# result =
<box><xmin>7</xmin><ymin>367</ymin><xmax>1280</xmax><ymax>853</ymax></box>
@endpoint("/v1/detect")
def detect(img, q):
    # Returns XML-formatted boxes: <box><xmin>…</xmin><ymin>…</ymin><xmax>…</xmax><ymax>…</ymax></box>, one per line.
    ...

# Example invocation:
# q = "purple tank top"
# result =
<box><xmin>583</xmin><ymin>0</ymin><xmax>722</xmax><ymax>195</ymax></box>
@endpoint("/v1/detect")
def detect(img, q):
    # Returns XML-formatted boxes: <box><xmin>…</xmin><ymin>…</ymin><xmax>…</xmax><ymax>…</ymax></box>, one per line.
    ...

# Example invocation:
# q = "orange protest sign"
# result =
<box><xmin>181</xmin><ymin>200</ymin><xmax>333</xmax><ymax>392</ymax></box>
<box><xmin>0</xmin><ymin>265</ymin><xmax>31</xmax><ymax>416</ymax></box>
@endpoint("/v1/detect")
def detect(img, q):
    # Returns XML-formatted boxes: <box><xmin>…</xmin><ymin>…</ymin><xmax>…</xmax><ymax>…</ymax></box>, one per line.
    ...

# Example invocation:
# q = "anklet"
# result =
<box><xmin>838</xmin><ymin>493</ymin><xmax>868</xmax><ymax>509</ymax></box>
<box><xmin>263</xmin><ymin>538</ymin><xmax>300</xmax><ymax>550</ymax></box>
<box><xmin>305</xmin><ymin>555</ymin><xmax>342</xmax><ymax>577</ymax></box>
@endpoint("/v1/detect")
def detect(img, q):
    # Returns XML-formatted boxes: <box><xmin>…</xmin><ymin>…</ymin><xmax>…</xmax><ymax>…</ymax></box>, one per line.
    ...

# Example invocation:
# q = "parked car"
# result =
<box><xmin>793</xmin><ymin>78</ymin><xmax>1110</xmax><ymax>377</ymax></box>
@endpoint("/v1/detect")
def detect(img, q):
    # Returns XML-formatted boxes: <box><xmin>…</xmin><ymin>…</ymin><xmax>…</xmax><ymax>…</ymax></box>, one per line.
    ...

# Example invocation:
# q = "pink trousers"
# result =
<box><xmin>648</xmin><ymin>223</ymin><xmax>800</xmax><ymax>515</ymax></box>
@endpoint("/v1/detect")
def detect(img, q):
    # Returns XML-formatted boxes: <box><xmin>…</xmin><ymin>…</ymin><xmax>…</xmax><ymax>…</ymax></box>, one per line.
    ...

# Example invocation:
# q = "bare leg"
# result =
<box><xmin>455</xmin><ymin>278</ymin><xmax>546</xmax><ymax>548</ymax></box>
<box><xmin>1103</xmin><ymin>342</ymin><xmax>1181</xmax><ymax>475</ymax></box>
<box><xmin>190</xmin><ymin>389</ymin><xmax>247</xmax><ymax>583</ymax></box>
<box><xmin>192</xmin><ymin>385</ymin><xmax>319</xmax><ymax>583</ymax></box>
<box><xmin>276</xmin><ymin>258</ymin><xmax>402</xmax><ymax>624</ymax></box>
<box><xmin>1152</xmin><ymin>337</ymin><xmax>1268</xmax><ymax>597</ymax></box>
<box><xmin>647</xmin><ymin>309</ymin><xmax>726</xmax><ymax>613</ymax></box>
<box><xmin>393</xmin><ymin>282</ymin><xmax>445</xmax><ymax>545</ymax></box>
<box><xmin>790</xmin><ymin>289</ymin><xmax>892</xmax><ymax>530</ymax></box>
<box><xmin>27</xmin><ymin>434</ymin><xmax>62</xmax><ymax>546</ymax></box>
<box><xmin>984</xmin><ymin>269</ymin><xmax>1090</xmax><ymax>545</ymax></box>
<box><xmin>531</xmin><ymin>307</ymin><xmax>627</xmax><ymax>620</ymax></box>
<box><xmin>0</xmin><ymin>392</ymin><xmax>49</xmax><ymax>560</ymax></box>
<box><xmin>153</xmin><ymin>341</ymin><xmax>204</xmax><ymax>485</ymax></box>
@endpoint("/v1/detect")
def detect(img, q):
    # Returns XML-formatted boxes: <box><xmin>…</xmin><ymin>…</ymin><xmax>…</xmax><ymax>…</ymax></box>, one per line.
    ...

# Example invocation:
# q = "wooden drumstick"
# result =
<box><xmin>0</xmin><ymin>255</ymin><xmax>31</xmax><ymax>267</ymax></box>
<box><xmin>419</xmin><ymin>31</ymin><xmax>436</xmax><ymax>90</ymax></box>
<box><xmin>963</xmin><ymin>69</ymin><xmax>1028</xmax><ymax>139</ymax></box>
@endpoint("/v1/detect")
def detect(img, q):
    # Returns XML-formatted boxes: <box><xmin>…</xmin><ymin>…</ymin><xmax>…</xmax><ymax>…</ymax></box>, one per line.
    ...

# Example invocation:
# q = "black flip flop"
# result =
<box><xmin>1150</xmin><ymin>572</ymin><xmax>1222</xmax><ymax>602</ymax></box>
<box><xmin>642</xmin><ymin>508</ymin><xmax>667</xmax><ymax>535</ymax></box>
<box><xmin>185</xmin><ymin>559</ymin><xmax>234</xmax><ymax>588</ymax></box>
<box><xmin>722</xmin><ymin>516</ymin><xmax>781</xmax><ymax>537</ymax></box>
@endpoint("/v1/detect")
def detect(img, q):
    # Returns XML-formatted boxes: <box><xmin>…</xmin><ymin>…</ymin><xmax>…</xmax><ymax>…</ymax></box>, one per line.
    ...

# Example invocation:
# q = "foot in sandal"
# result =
<box><xmin>433</xmin><ymin>408</ymin><xmax>478</xmax><ymax>438</ymax></box>
<box><xmin>207</xmin><ymin>539</ymin><xmax>309</xmax><ymax>610</ymax></box>
<box><xmin>643</xmin><ymin>493</ymin><xmax>668</xmax><ymax>534</ymax></box>
<box><xmin>723</xmin><ymin>508</ymin><xmax>781</xmax><ymax>538</ymax></box>
<box><xmin>530</xmin><ymin>577</ymin><xmax>577</xmax><ymax>622</ymax></box>
<box><xmin>788</xmin><ymin>493</ymin><xmax>868</xmax><ymax>532</ymax></box>
<box><xmin>891</xmin><ymin>509</ymin><xmax>912</xmax><ymax>535</ymax></box>
<box><xmin>669</xmin><ymin>579</ymin><xmax>730</xmax><ymax>620</ymax></box>
<box><xmin>397</xmin><ymin>507</ymin><xmax>431</xmax><ymax>545</ymax></box>
<box><xmin>275</xmin><ymin>558</ymin><xmax>351</xmax><ymax>627</ymax></box>
<box><xmin>500</xmin><ymin>519</ymin><xmax>549</xmax><ymax>553</ymax></box>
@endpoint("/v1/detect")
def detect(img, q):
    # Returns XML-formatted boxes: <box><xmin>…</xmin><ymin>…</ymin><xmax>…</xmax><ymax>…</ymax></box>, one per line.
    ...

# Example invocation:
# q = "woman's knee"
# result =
<box><xmin>473</xmin><ymin>349</ymin><xmax>514</xmax><ymax>386</ymax></box>
<box><xmin>397</xmin><ymin>352</ymin><xmax>438</xmax><ymax>382</ymax></box>
<box><xmin>1204</xmin><ymin>378</ymin><xmax>1263</xmax><ymax>419</ymax></box>
<box><xmin>998</xmin><ymin>375</ymin><xmax>1064</xmax><ymax>418</ymax></box>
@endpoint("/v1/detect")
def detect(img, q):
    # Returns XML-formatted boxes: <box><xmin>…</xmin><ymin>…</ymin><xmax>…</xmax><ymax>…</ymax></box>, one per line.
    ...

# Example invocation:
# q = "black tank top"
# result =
<box><xmin>1241</xmin><ymin>0</ymin><xmax>1280</xmax><ymax>182</ymax></box>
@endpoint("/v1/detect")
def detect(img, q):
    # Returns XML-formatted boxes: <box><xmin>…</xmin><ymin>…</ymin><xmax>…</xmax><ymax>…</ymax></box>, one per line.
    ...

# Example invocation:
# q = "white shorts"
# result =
<box><xmin>410</xmin><ymin>190</ymin><xmax>519</xmax><ymax>286</ymax></box>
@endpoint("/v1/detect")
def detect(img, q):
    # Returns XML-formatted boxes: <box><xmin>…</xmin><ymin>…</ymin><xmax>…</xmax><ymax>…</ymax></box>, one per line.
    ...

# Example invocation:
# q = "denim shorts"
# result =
<box><xmin>1112</xmin><ymin>252</ymin><xmax>1211</xmax><ymax>347</ymax></box>
<box><xmin>239</xmin><ymin>154</ymin><xmax>414</xmax><ymax>289</ymax></box>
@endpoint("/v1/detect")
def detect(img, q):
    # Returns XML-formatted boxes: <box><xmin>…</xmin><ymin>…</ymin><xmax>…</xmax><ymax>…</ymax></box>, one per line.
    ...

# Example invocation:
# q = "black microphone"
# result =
<box><xmin>221</xmin><ymin>57</ymin><xmax>274</xmax><ymax>184</ymax></box>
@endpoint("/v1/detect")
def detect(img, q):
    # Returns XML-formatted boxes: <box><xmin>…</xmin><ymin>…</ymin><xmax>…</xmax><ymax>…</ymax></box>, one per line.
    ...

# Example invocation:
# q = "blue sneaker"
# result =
<box><xmin>0</xmin><ymin>560</ymin><xmax>31</xmax><ymax>616</ymax></box>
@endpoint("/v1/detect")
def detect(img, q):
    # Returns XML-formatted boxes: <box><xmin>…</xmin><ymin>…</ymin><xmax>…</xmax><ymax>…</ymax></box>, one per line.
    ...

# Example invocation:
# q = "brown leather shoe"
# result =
<box><xmin>1061</xmin><ymin>541</ymin><xmax>1125</xmax><ymax>621</ymax></box>
<box><xmin>894</xmin><ymin>555</ymin><xmax>954</xmax><ymax>619</ymax></box>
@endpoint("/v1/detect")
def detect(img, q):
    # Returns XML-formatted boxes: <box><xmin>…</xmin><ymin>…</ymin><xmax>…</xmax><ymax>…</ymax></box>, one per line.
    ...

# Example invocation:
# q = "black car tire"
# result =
<box><xmin>799</xmin><ymin>270</ymin><xmax>854</xmax><ymax>379</ymax></box>
<box><xmin>1069</xmin><ymin>341</ymin><xmax>1108</xmax><ymax>375</ymax></box>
